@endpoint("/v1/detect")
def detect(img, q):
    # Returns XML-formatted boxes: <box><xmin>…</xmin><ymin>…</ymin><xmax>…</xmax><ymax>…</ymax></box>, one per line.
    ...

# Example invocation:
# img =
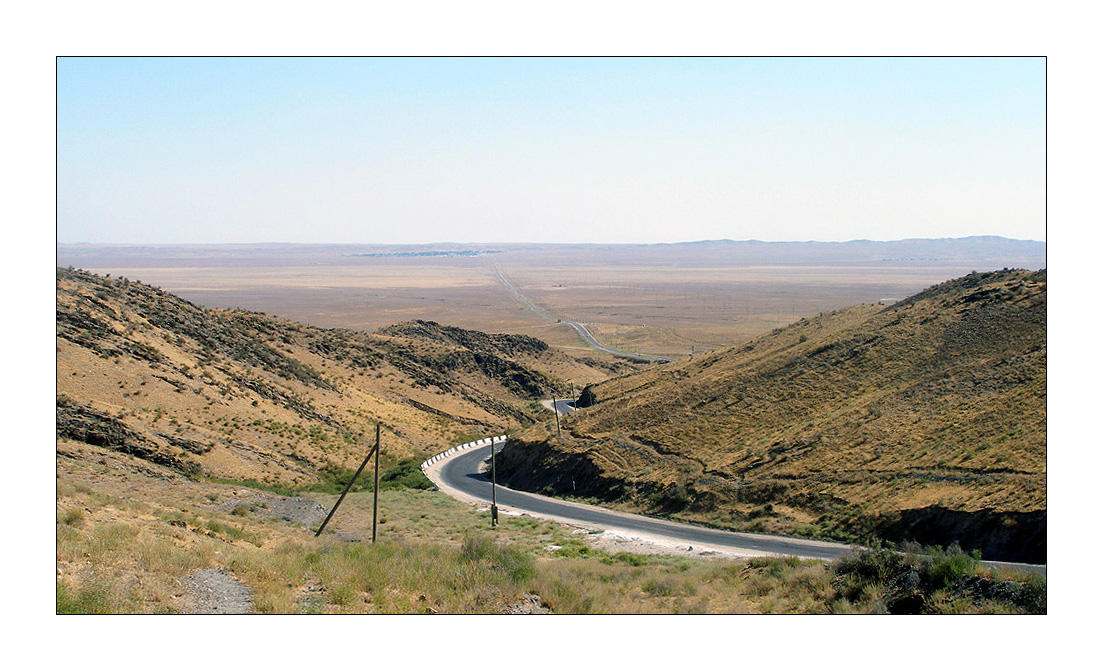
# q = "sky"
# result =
<box><xmin>57</xmin><ymin>57</ymin><xmax>1046</xmax><ymax>245</ymax></box>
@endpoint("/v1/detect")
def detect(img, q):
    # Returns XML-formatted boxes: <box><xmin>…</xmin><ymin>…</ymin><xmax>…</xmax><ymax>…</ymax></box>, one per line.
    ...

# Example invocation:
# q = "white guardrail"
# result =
<box><xmin>421</xmin><ymin>435</ymin><xmax>508</xmax><ymax>473</ymax></box>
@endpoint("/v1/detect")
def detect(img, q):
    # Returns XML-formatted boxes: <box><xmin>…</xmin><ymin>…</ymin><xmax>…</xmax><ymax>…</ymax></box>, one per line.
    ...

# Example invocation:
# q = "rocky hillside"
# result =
<box><xmin>56</xmin><ymin>268</ymin><xmax>619</xmax><ymax>487</ymax></box>
<box><xmin>497</xmin><ymin>269</ymin><xmax>1046</xmax><ymax>563</ymax></box>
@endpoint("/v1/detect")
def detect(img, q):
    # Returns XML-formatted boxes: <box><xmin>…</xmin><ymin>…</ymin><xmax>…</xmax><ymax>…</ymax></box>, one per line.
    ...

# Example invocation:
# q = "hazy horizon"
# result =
<box><xmin>57</xmin><ymin>233</ymin><xmax>1046</xmax><ymax>247</ymax></box>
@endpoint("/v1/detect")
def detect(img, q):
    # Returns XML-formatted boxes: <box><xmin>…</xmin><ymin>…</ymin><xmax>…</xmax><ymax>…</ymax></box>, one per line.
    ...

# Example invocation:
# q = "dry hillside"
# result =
<box><xmin>56</xmin><ymin>268</ymin><xmax>629</xmax><ymax>487</ymax></box>
<box><xmin>497</xmin><ymin>269</ymin><xmax>1046</xmax><ymax>563</ymax></box>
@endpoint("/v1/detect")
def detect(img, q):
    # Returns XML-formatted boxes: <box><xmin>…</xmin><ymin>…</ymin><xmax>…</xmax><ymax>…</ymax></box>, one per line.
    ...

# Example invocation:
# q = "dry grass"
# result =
<box><xmin>56</xmin><ymin>268</ymin><xmax>631</xmax><ymax>489</ymax></box>
<box><xmin>500</xmin><ymin>270</ymin><xmax>1047</xmax><ymax>562</ymax></box>
<box><xmin>56</xmin><ymin>444</ymin><xmax>1042</xmax><ymax>614</ymax></box>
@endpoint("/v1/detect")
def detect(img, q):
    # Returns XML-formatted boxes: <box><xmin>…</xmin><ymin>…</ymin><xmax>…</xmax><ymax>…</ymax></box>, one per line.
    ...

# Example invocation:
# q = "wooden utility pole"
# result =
<box><xmin>372</xmin><ymin>423</ymin><xmax>380</xmax><ymax>543</ymax></box>
<box><xmin>490</xmin><ymin>436</ymin><xmax>498</xmax><ymax>528</ymax></box>
<box><xmin>315</xmin><ymin>429</ymin><xmax>379</xmax><ymax>538</ymax></box>
<box><xmin>551</xmin><ymin>391</ymin><xmax>562</xmax><ymax>439</ymax></box>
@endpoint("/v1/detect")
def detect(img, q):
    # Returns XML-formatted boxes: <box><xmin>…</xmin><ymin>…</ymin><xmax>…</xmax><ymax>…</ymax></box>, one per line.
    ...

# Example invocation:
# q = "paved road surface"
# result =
<box><xmin>428</xmin><ymin>436</ymin><xmax>1047</xmax><ymax>574</ymax></box>
<box><xmin>435</xmin><ymin>441</ymin><xmax>856</xmax><ymax>561</ymax></box>
<box><xmin>493</xmin><ymin>265</ymin><xmax>673</xmax><ymax>362</ymax></box>
<box><xmin>541</xmin><ymin>398</ymin><xmax>577</xmax><ymax>415</ymax></box>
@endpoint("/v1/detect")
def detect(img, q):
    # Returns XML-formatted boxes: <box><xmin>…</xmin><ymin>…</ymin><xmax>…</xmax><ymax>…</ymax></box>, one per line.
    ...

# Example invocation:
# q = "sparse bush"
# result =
<box><xmin>642</xmin><ymin>577</ymin><xmax>678</xmax><ymax>596</ymax></box>
<box><xmin>461</xmin><ymin>533</ymin><xmax>535</xmax><ymax>583</ymax></box>
<box><xmin>928</xmin><ymin>544</ymin><xmax>980</xmax><ymax>587</ymax></box>
<box><xmin>379</xmin><ymin>459</ymin><xmax>435</xmax><ymax>491</ymax></box>
<box><xmin>611</xmin><ymin>551</ymin><xmax>653</xmax><ymax>566</ymax></box>
<box><xmin>57</xmin><ymin>580</ymin><xmax>115</xmax><ymax>614</ymax></box>
<box><xmin>830</xmin><ymin>545</ymin><xmax>1042</xmax><ymax>614</ymax></box>
<box><xmin>61</xmin><ymin>508</ymin><xmax>85</xmax><ymax>526</ymax></box>
<box><xmin>748</xmin><ymin>555</ymin><xmax>801</xmax><ymax>578</ymax></box>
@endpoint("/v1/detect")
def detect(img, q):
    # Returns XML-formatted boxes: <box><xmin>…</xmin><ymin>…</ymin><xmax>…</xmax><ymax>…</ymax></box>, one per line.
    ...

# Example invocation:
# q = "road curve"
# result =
<box><xmin>427</xmin><ymin>440</ymin><xmax>856</xmax><ymax>561</ymax></box>
<box><xmin>540</xmin><ymin>398</ymin><xmax>576</xmax><ymax>415</ymax></box>
<box><xmin>493</xmin><ymin>265</ymin><xmax>673</xmax><ymax>363</ymax></box>
<box><xmin>424</xmin><ymin>438</ymin><xmax>1047</xmax><ymax>575</ymax></box>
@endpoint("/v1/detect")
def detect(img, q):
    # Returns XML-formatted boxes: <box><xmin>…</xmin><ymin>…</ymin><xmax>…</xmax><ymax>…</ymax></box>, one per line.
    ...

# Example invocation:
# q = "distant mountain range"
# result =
<box><xmin>57</xmin><ymin>236</ymin><xmax>1044</xmax><ymax>270</ymax></box>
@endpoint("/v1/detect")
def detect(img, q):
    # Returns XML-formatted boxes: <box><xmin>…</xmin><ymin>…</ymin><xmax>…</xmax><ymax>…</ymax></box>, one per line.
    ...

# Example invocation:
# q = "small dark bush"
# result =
<box><xmin>576</xmin><ymin>385</ymin><xmax>598</xmax><ymax>407</ymax></box>
<box><xmin>380</xmin><ymin>459</ymin><xmax>435</xmax><ymax>491</ymax></box>
<box><xmin>830</xmin><ymin>544</ymin><xmax>1043</xmax><ymax>614</ymax></box>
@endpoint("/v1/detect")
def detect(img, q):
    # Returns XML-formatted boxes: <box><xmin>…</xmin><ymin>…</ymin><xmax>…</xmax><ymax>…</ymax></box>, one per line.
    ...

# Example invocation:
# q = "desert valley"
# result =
<box><xmin>56</xmin><ymin>238</ymin><xmax>1046</xmax><ymax>614</ymax></box>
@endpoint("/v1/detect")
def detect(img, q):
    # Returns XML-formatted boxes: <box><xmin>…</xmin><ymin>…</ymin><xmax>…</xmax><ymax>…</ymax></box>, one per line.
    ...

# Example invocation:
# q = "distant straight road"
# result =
<box><xmin>493</xmin><ymin>265</ymin><xmax>672</xmax><ymax>362</ymax></box>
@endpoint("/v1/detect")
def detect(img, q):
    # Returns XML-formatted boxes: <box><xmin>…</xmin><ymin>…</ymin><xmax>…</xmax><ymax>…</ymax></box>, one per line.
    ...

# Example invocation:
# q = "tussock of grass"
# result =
<box><xmin>57</xmin><ymin>579</ymin><xmax>117</xmax><ymax>614</ymax></box>
<box><xmin>60</xmin><ymin>507</ymin><xmax>85</xmax><ymax>526</ymax></box>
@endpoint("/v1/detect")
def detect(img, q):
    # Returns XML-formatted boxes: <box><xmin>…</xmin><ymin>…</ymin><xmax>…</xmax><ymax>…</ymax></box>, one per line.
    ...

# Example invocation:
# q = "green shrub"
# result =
<box><xmin>56</xmin><ymin>580</ymin><xmax>114</xmax><ymax>614</ymax></box>
<box><xmin>830</xmin><ymin>545</ymin><xmax>1042</xmax><ymax>614</ymax></box>
<box><xmin>642</xmin><ymin>577</ymin><xmax>677</xmax><ymax>596</ymax></box>
<box><xmin>929</xmin><ymin>548</ymin><xmax>979</xmax><ymax>588</ymax></box>
<box><xmin>61</xmin><ymin>508</ymin><xmax>85</xmax><ymax>526</ymax></box>
<box><xmin>748</xmin><ymin>556</ymin><xmax>801</xmax><ymax>578</ymax></box>
<box><xmin>551</xmin><ymin>539</ymin><xmax>600</xmax><ymax>560</ymax></box>
<box><xmin>611</xmin><ymin>551</ymin><xmax>653</xmax><ymax>566</ymax></box>
<box><xmin>380</xmin><ymin>459</ymin><xmax>434</xmax><ymax>491</ymax></box>
<box><xmin>461</xmin><ymin>533</ymin><xmax>535</xmax><ymax>583</ymax></box>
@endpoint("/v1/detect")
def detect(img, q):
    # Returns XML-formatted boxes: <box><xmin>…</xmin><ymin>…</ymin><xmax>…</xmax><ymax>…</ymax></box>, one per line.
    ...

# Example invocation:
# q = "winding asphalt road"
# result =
<box><xmin>432</xmin><ymin>440</ymin><xmax>856</xmax><ymax>561</ymax></box>
<box><xmin>425</xmin><ymin>427</ymin><xmax>1046</xmax><ymax>573</ymax></box>
<box><xmin>542</xmin><ymin>398</ymin><xmax>576</xmax><ymax>415</ymax></box>
<box><xmin>493</xmin><ymin>265</ymin><xmax>673</xmax><ymax>363</ymax></box>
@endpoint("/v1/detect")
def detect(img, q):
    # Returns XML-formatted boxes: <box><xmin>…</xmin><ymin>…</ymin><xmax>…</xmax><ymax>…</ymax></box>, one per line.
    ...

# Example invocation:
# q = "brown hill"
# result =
<box><xmin>56</xmin><ymin>268</ymin><xmax>625</xmax><ymax>487</ymax></box>
<box><xmin>497</xmin><ymin>269</ymin><xmax>1046</xmax><ymax>563</ymax></box>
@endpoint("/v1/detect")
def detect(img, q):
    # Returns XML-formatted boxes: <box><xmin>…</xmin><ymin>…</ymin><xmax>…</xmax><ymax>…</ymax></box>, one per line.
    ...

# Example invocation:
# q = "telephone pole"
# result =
<box><xmin>315</xmin><ymin>424</ymin><xmax>379</xmax><ymax>538</ymax></box>
<box><xmin>371</xmin><ymin>422</ymin><xmax>380</xmax><ymax>543</ymax></box>
<box><xmin>490</xmin><ymin>436</ymin><xmax>498</xmax><ymax>527</ymax></box>
<box><xmin>551</xmin><ymin>390</ymin><xmax>562</xmax><ymax>439</ymax></box>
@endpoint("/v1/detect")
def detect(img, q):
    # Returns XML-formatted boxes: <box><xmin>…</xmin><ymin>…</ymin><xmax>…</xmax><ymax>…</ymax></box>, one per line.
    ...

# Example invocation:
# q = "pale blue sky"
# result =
<box><xmin>57</xmin><ymin>57</ymin><xmax>1045</xmax><ymax>244</ymax></box>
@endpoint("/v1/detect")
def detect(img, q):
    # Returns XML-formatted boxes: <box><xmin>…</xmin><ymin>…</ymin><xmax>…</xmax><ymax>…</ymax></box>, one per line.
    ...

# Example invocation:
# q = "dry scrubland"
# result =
<box><xmin>57</xmin><ymin>238</ymin><xmax>1045</xmax><ymax>358</ymax></box>
<box><xmin>56</xmin><ymin>268</ymin><xmax>633</xmax><ymax>489</ymax></box>
<box><xmin>57</xmin><ymin>442</ymin><xmax>1043</xmax><ymax>614</ymax></box>
<box><xmin>499</xmin><ymin>270</ymin><xmax>1046</xmax><ymax>564</ymax></box>
<box><xmin>502</xmin><ymin>263</ymin><xmax>981</xmax><ymax>357</ymax></box>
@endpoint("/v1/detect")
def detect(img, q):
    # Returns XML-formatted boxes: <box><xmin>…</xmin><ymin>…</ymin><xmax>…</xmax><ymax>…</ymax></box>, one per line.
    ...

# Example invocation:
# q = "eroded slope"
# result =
<box><xmin>498</xmin><ymin>270</ymin><xmax>1046</xmax><ymax>562</ymax></box>
<box><xmin>57</xmin><ymin>268</ymin><xmax>623</xmax><ymax>487</ymax></box>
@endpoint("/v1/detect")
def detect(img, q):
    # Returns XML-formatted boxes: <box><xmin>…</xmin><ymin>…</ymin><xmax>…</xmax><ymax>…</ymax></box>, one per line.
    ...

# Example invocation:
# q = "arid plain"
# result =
<box><xmin>57</xmin><ymin>239</ymin><xmax>1045</xmax><ymax>359</ymax></box>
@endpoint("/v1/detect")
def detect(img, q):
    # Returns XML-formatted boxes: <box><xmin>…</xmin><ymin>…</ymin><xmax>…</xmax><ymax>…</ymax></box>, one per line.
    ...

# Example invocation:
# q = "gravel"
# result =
<box><xmin>214</xmin><ymin>493</ymin><xmax>327</xmax><ymax>529</ymax></box>
<box><xmin>186</xmin><ymin>569</ymin><xmax>253</xmax><ymax>614</ymax></box>
<box><xmin>264</xmin><ymin>496</ymin><xmax>327</xmax><ymax>527</ymax></box>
